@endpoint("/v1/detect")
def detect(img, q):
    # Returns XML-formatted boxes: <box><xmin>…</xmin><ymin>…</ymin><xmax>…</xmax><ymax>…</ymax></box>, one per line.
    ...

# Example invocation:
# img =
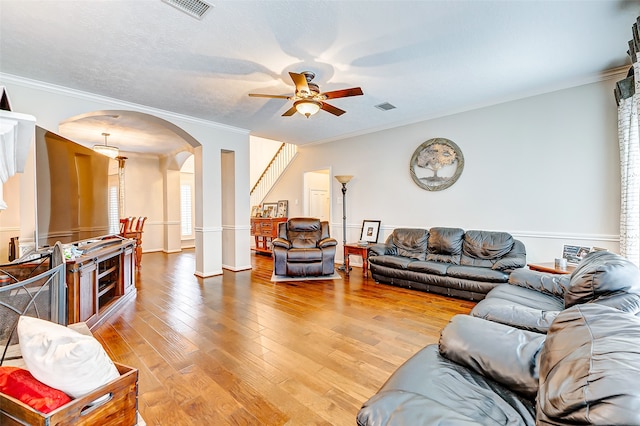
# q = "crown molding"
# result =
<box><xmin>0</xmin><ymin>73</ymin><xmax>250</xmax><ymax>135</ymax></box>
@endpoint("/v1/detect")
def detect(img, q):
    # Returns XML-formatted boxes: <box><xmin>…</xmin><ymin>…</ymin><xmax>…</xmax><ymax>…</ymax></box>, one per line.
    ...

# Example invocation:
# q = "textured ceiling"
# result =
<box><xmin>0</xmin><ymin>0</ymin><xmax>639</xmax><ymax>154</ymax></box>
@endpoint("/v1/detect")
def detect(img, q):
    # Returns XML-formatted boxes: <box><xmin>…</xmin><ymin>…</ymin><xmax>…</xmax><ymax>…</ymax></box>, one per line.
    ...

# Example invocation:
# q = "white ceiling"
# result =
<box><xmin>1</xmin><ymin>0</ymin><xmax>639</xmax><ymax>154</ymax></box>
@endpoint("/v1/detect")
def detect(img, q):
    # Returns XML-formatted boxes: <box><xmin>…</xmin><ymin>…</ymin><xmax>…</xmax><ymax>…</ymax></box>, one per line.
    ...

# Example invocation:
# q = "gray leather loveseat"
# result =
<box><xmin>358</xmin><ymin>251</ymin><xmax>640</xmax><ymax>425</ymax></box>
<box><xmin>368</xmin><ymin>227</ymin><xmax>526</xmax><ymax>301</ymax></box>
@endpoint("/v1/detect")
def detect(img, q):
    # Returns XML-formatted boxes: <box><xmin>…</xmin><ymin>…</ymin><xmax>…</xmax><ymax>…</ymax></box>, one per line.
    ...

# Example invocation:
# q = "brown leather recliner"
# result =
<box><xmin>272</xmin><ymin>217</ymin><xmax>337</xmax><ymax>277</ymax></box>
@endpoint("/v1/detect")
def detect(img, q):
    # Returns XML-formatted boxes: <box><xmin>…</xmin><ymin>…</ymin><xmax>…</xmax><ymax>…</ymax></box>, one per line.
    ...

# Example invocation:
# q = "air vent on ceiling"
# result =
<box><xmin>162</xmin><ymin>0</ymin><xmax>212</xmax><ymax>20</ymax></box>
<box><xmin>375</xmin><ymin>102</ymin><xmax>396</xmax><ymax>111</ymax></box>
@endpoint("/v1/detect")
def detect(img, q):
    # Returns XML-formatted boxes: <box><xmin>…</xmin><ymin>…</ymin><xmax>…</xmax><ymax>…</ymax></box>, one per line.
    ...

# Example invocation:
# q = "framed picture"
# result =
<box><xmin>251</xmin><ymin>205</ymin><xmax>261</xmax><ymax>217</ymax></box>
<box><xmin>262</xmin><ymin>202</ymin><xmax>278</xmax><ymax>218</ymax></box>
<box><xmin>562</xmin><ymin>244</ymin><xmax>592</xmax><ymax>265</ymax></box>
<box><xmin>277</xmin><ymin>200</ymin><xmax>288</xmax><ymax>218</ymax></box>
<box><xmin>360</xmin><ymin>220</ymin><xmax>381</xmax><ymax>243</ymax></box>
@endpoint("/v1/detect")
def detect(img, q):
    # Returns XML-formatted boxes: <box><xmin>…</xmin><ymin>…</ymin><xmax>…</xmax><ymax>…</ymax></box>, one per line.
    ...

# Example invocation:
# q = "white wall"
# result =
<box><xmin>180</xmin><ymin>156</ymin><xmax>195</xmax><ymax>249</ymax></box>
<box><xmin>122</xmin><ymin>154</ymin><xmax>164</xmax><ymax>253</ymax></box>
<box><xmin>250</xmin><ymin>136</ymin><xmax>282</xmax><ymax>188</ymax></box>
<box><xmin>269</xmin><ymin>76</ymin><xmax>622</xmax><ymax>264</ymax></box>
<box><xmin>0</xmin><ymin>74</ymin><xmax>251</xmax><ymax>275</ymax></box>
<box><xmin>0</xmin><ymin>174</ymin><xmax>22</xmax><ymax>261</ymax></box>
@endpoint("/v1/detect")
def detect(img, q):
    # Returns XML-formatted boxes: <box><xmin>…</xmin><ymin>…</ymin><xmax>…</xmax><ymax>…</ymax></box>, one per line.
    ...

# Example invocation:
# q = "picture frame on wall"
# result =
<box><xmin>359</xmin><ymin>220</ymin><xmax>381</xmax><ymax>243</ymax></box>
<box><xmin>262</xmin><ymin>202</ymin><xmax>278</xmax><ymax>218</ymax></box>
<box><xmin>277</xmin><ymin>200</ymin><xmax>288</xmax><ymax>218</ymax></box>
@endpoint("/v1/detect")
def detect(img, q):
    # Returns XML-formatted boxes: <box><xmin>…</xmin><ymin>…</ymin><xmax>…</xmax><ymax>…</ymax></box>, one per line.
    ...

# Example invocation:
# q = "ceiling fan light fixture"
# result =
<box><xmin>93</xmin><ymin>132</ymin><xmax>119</xmax><ymax>158</ymax></box>
<box><xmin>294</xmin><ymin>100</ymin><xmax>321</xmax><ymax>118</ymax></box>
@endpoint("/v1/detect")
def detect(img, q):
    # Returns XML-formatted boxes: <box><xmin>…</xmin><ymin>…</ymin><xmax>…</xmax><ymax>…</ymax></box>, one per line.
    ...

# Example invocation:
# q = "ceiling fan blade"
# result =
<box><xmin>248</xmin><ymin>93</ymin><xmax>291</xmax><ymax>99</ymax></box>
<box><xmin>282</xmin><ymin>106</ymin><xmax>298</xmax><ymax>116</ymax></box>
<box><xmin>289</xmin><ymin>72</ymin><xmax>311</xmax><ymax>96</ymax></box>
<box><xmin>321</xmin><ymin>102</ymin><xmax>346</xmax><ymax>116</ymax></box>
<box><xmin>322</xmin><ymin>87</ymin><xmax>363</xmax><ymax>99</ymax></box>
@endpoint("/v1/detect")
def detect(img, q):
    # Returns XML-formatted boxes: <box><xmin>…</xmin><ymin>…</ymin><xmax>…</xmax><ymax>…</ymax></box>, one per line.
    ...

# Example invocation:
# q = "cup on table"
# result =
<box><xmin>555</xmin><ymin>257</ymin><xmax>568</xmax><ymax>271</ymax></box>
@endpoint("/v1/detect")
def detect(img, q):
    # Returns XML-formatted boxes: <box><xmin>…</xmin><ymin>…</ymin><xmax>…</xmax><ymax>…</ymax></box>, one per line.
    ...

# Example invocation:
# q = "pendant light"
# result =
<box><xmin>93</xmin><ymin>132</ymin><xmax>119</xmax><ymax>158</ymax></box>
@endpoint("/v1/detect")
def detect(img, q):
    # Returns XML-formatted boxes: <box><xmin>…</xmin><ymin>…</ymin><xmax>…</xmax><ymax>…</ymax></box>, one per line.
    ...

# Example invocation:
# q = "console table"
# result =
<box><xmin>251</xmin><ymin>217</ymin><xmax>287</xmax><ymax>254</ymax></box>
<box><xmin>65</xmin><ymin>238</ymin><xmax>136</xmax><ymax>329</ymax></box>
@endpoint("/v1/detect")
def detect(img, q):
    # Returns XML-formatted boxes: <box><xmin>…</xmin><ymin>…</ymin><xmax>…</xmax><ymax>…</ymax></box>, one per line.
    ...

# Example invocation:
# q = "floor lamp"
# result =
<box><xmin>335</xmin><ymin>175</ymin><xmax>353</xmax><ymax>272</ymax></box>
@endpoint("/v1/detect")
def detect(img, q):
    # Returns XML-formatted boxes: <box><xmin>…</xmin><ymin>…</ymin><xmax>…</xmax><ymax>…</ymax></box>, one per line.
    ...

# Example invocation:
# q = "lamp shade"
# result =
<box><xmin>93</xmin><ymin>144</ymin><xmax>119</xmax><ymax>158</ymax></box>
<box><xmin>335</xmin><ymin>175</ymin><xmax>353</xmax><ymax>184</ymax></box>
<box><xmin>294</xmin><ymin>100</ymin><xmax>321</xmax><ymax>118</ymax></box>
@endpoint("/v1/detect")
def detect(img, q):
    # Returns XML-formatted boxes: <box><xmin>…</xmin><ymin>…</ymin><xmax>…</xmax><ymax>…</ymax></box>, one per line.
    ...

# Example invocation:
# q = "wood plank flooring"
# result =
<box><xmin>94</xmin><ymin>250</ymin><xmax>476</xmax><ymax>425</ymax></box>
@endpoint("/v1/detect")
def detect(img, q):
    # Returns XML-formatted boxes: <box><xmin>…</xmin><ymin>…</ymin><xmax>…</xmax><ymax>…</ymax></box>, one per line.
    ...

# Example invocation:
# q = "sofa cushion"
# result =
<box><xmin>286</xmin><ymin>248</ymin><xmax>322</xmax><ymax>262</ymax></box>
<box><xmin>287</xmin><ymin>217</ymin><xmax>321</xmax><ymax>232</ymax></box>
<box><xmin>406</xmin><ymin>260</ymin><xmax>450</xmax><ymax>275</ymax></box>
<box><xmin>368</xmin><ymin>255</ymin><xmax>413</xmax><ymax>270</ymax></box>
<box><xmin>537</xmin><ymin>304</ymin><xmax>640</xmax><ymax>425</ymax></box>
<box><xmin>290</xmin><ymin>237</ymin><xmax>318</xmax><ymax>249</ymax></box>
<box><xmin>446</xmin><ymin>265</ymin><xmax>509</xmax><ymax>283</ymax></box>
<box><xmin>470</xmin><ymin>284</ymin><xmax>564</xmax><ymax>333</ymax></box>
<box><xmin>391</xmin><ymin>228</ymin><xmax>428</xmax><ymax>261</ymax></box>
<box><xmin>286</xmin><ymin>218</ymin><xmax>322</xmax><ymax>248</ymax></box>
<box><xmin>508</xmin><ymin>268</ymin><xmax>569</xmax><ymax>298</ymax></box>
<box><xmin>426</xmin><ymin>227</ymin><xmax>464</xmax><ymax>264</ymax></box>
<box><xmin>565</xmin><ymin>250</ymin><xmax>640</xmax><ymax>308</ymax></box>
<box><xmin>491</xmin><ymin>239</ymin><xmax>527</xmax><ymax>271</ymax></box>
<box><xmin>357</xmin><ymin>345</ymin><xmax>536</xmax><ymax>426</ymax></box>
<box><xmin>592</xmin><ymin>292</ymin><xmax>640</xmax><ymax>314</ymax></box>
<box><xmin>462</xmin><ymin>230</ymin><xmax>514</xmax><ymax>263</ymax></box>
<box><xmin>439</xmin><ymin>315</ymin><xmax>545</xmax><ymax>399</ymax></box>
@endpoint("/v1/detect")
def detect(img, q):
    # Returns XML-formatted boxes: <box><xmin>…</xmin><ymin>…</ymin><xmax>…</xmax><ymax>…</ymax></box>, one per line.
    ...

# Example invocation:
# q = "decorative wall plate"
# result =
<box><xmin>410</xmin><ymin>138</ymin><xmax>464</xmax><ymax>191</ymax></box>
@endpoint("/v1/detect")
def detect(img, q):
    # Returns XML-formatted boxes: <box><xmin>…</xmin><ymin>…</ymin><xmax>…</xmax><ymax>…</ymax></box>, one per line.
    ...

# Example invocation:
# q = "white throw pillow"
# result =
<box><xmin>17</xmin><ymin>316</ymin><xmax>120</xmax><ymax>398</ymax></box>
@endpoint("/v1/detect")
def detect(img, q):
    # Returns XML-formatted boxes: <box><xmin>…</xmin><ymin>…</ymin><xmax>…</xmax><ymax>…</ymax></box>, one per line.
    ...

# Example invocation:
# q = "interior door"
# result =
<box><xmin>309</xmin><ymin>189</ymin><xmax>330</xmax><ymax>221</ymax></box>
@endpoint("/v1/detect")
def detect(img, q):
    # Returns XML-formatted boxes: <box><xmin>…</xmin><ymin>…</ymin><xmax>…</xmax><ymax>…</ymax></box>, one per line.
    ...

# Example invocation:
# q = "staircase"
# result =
<box><xmin>250</xmin><ymin>143</ymin><xmax>297</xmax><ymax>208</ymax></box>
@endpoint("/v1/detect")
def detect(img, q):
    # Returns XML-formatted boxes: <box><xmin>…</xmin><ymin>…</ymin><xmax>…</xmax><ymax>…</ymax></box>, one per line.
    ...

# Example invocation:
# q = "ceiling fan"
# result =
<box><xmin>249</xmin><ymin>71</ymin><xmax>363</xmax><ymax>118</ymax></box>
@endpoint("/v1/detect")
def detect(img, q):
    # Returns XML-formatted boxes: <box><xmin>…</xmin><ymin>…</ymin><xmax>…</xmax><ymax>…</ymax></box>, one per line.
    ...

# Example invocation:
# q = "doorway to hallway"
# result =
<box><xmin>303</xmin><ymin>169</ymin><xmax>330</xmax><ymax>222</ymax></box>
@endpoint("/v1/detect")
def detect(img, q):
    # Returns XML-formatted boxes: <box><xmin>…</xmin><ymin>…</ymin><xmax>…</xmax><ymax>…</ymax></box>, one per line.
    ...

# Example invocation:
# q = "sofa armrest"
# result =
<box><xmin>508</xmin><ymin>268</ymin><xmax>569</xmax><ymax>298</ymax></box>
<box><xmin>492</xmin><ymin>240</ymin><xmax>526</xmax><ymax>271</ymax></box>
<box><xmin>271</xmin><ymin>238</ymin><xmax>291</xmax><ymax>249</ymax></box>
<box><xmin>439</xmin><ymin>314</ymin><xmax>545</xmax><ymax>399</ymax></box>
<box><xmin>318</xmin><ymin>237</ymin><xmax>337</xmax><ymax>248</ymax></box>
<box><xmin>368</xmin><ymin>243</ymin><xmax>396</xmax><ymax>257</ymax></box>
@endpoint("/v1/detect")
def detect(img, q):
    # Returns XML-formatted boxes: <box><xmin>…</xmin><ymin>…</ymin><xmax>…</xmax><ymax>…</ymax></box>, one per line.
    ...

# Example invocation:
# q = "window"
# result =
<box><xmin>180</xmin><ymin>184</ymin><xmax>193</xmax><ymax>237</ymax></box>
<box><xmin>108</xmin><ymin>185</ymin><xmax>119</xmax><ymax>234</ymax></box>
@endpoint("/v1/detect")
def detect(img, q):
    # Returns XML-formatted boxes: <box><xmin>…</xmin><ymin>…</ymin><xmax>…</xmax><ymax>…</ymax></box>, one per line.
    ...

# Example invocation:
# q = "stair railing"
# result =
<box><xmin>250</xmin><ymin>143</ymin><xmax>297</xmax><ymax>208</ymax></box>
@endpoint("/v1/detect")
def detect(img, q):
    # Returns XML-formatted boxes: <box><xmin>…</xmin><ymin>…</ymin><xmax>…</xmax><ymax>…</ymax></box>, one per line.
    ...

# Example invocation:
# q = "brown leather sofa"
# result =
<box><xmin>357</xmin><ymin>251</ymin><xmax>640</xmax><ymax>425</ymax></box>
<box><xmin>272</xmin><ymin>217</ymin><xmax>337</xmax><ymax>277</ymax></box>
<box><xmin>368</xmin><ymin>227</ymin><xmax>526</xmax><ymax>301</ymax></box>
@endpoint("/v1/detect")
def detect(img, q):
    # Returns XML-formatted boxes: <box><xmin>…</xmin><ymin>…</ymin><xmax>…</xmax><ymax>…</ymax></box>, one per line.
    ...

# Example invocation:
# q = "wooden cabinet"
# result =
<box><xmin>251</xmin><ymin>217</ymin><xmax>287</xmax><ymax>254</ymax></box>
<box><xmin>76</xmin><ymin>261</ymin><xmax>98</xmax><ymax>324</ymax></box>
<box><xmin>66</xmin><ymin>239</ymin><xmax>136</xmax><ymax>329</ymax></box>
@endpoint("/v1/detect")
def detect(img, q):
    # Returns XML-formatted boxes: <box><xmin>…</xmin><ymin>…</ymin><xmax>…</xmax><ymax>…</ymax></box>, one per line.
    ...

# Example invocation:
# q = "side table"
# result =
<box><xmin>528</xmin><ymin>262</ymin><xmax>575</xmax><ymax>275</ymax></box>
<box><xmin>344</xmin><ymin>243</ymin><xmax>372</xmax><ymax>277</ymax></box>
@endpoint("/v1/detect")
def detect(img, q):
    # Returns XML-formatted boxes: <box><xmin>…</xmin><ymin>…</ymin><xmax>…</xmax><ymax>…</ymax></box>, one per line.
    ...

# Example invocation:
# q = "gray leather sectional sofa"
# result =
<box><xmin>357</xmin><ymin>251</ymin><xmax>640</xmax><ymax>425</ymax></box>
<box><xmin>368</xmin><ymin>227</ymin><xmax>526</xmax><ymax>301</ymax></box>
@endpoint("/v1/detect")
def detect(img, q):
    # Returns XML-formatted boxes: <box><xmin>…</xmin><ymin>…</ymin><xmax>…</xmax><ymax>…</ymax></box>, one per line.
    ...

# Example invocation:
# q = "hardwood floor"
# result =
<box><xmin>94</xmin><ymin>250</ymin><xmax>476</xmax><ymax>425</ymax></box>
